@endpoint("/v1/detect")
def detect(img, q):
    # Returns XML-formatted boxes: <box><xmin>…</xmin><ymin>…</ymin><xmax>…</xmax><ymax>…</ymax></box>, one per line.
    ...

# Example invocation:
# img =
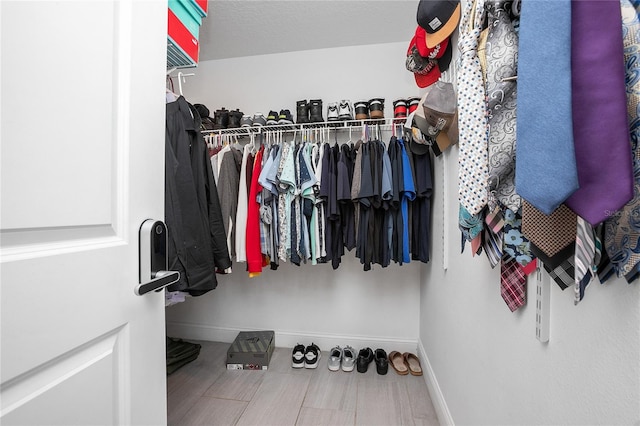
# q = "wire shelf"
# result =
<box><xmin>201</xmin><ymin>118</ymin><xmax>408</xmax><ymax>136</ymax></box>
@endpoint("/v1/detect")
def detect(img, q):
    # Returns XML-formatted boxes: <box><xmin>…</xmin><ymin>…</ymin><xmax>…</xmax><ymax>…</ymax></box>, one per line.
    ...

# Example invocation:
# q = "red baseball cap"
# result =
<box><xmin>406</xmin><ymin>27</ymin><xmax>450</xmax><ymax>88</ymax></box>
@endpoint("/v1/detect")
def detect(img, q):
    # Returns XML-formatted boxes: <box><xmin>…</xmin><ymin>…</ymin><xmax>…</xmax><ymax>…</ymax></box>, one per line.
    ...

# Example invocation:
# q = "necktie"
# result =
<box><xmin>544</xmin><ymin>256</ymin><xmax>574</xmax><ymax>291</ymax></box>
<box><xmin>457</xmin><ymin>0</ymin><xmax>489</xmax><ymax>215</ymax></box>
<box><xmin>566</xmin><ymin>0</ymin><xmax>633</xmax><ymax>225</ymax></box>
<box><xmin>459</xmin><ymin>204</ymin><xmax>484</xmax><ymax>247</ymax></box>
<box><xmin>515</xmin><ymin>0</ymin><xmax>579</xmax><ymax>215</ymax></box>
<box><xmin>484</xmin><ymin>0</ymin><xmax>520</xmax><ymax>212</ymax></box>
<box><xmin>502</xmin><ymin>207</ymin><xmax>534</xmax><ymax>267</ymax></box>
<box><xmin>605</xmin><ymin>0</ymin><xmax>640</xmax><ymax>277</ymax></box>
<box><xmin>483</xmin><ymin>225</ymin><xmax>503</xmax><ymax>268</ymax></box>
<box><xmin>574</xmin><ymin>217</ymin><xmax>596</xmax><ymax>304</ymax></box>
<box><xmin>522</xmin><ymin>201</ymin><xmax>577</xmax><ymax>269</ymax></box>
<box><xmin>500</xmin><ymin>254</ymin><xmax>526</xmax><ymax>312</ymax></box>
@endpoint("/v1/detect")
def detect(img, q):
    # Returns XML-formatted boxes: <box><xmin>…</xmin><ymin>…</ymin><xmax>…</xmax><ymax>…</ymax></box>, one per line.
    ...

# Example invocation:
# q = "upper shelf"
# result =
<box><xmin>201</xmin><ymin>118</ymin><xmax>408</xmax><ymax>136</ymax></box>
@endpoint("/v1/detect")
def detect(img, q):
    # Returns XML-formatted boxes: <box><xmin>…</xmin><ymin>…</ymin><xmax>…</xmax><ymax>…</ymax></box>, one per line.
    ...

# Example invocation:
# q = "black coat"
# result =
<box><xmin>165</xmin><ymin>96</ymin><xmax>231</xmax><ymax>296</ymax></box>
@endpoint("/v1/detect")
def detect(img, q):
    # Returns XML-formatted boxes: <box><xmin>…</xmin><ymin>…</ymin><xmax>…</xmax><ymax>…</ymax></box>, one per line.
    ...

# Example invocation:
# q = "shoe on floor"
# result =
<box><xmin>304</xmin><ymin>343</ymin><xmax>321</xmax><ymax>369</ymax></box>
<box><xmin>357</xmin><ymin>347</ymin><xmax>374</xmax><ymax>373</ymax></box>
<box><xmin>403</xmin><ymin>352</ymin><xmax>423</xmax><ymax>376</ymax></box>
<box><xmin>389</xmin><ymin>351</ymin><xmax>409</xmax><ymax>375</ymax></box>
<box><xmin>374</xmin><ymin>348</ymin><xmax>388</xmax><ymax>375</ymax></box>
<box><xmin>328</xmin><ymin>346</ymin><xmax>343</xmax><ymax>371</ymax></box>
<box><xmin>342</xmin><ymin>345</ymin><xmax>356</xmax><ymax>372</ymax></box>
<box><xmin>292</xmin><ymin>343</ymin><xmax>306</xmax><ymax>369</ymax></box>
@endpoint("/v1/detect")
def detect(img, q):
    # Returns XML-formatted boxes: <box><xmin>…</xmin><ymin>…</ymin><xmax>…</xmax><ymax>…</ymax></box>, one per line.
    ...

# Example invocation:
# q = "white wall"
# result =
<box><xmin>420</xmin><ymin>149</ymin><xmax>640</xmax><ymax>425</ymax></box>
<box><xmin>165</xmin><ymin>42</ymin><xmax>424</xmax><ymax>353</ymax></box>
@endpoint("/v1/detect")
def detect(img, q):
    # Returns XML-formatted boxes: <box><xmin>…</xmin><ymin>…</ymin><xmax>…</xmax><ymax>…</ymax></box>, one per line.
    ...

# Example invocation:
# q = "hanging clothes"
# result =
<box><xmin>217</xmin><ymin>145</ymin><xmax>243</xmax><ymax>259</ymax></box>
<box><xmin>165</xmin><ymin>96</ymin><xmax>231</xmax><ymax>296</ymax></box>
<box><xmin>247</xmin><ymin>146</ymin><xmax>268</xmax><ymax>277</ymax></box>
<box><xmin>220</xmin><ymin>125</ymin><xmax>432</xmax><ymax>274</ymax></box>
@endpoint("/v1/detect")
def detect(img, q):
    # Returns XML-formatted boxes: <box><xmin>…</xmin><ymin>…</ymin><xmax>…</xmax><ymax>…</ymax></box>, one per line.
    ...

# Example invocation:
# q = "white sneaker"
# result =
<box><xmin>338</xmin><ymin>100</ymin><xmax>353</xmax><ymax>120</ymax></box>
<box><xmin>328</xmin><ymin>346</ymin><xmax>342</xmax><ymax>371</ymax></box>
<box><xmin>341</xmin><ymin>346</ymin><xmax>356</xmax><ymax>372</ymax></box>
<box><xmin>292</xmin><ymin>343</ymin><xmax>305</xmax><ymax>369</ymax></box>
<box><xmin>327</xmin><ymin>102</ymin><xmax>339</xmax><ymax>121</ymax></box>
<box><xmin>304</xmin><ymin>343</ymin><xmax>321</xmax><ymax>369</ymax></box>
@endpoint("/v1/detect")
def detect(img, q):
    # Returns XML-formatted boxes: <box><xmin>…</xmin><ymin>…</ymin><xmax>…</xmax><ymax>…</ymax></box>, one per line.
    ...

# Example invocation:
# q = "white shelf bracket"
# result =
<box><xmin>535</xmin><ymin>263</ymin><xmax>551</xmax><ymax>343</ymax></box>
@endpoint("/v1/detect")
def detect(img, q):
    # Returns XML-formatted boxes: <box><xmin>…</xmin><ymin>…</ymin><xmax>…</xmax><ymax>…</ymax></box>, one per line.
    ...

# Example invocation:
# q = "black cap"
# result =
<box><xmin>417</xmin><ymin>0</ymin><xmax>461</xmax><ymax>48</ymax></box>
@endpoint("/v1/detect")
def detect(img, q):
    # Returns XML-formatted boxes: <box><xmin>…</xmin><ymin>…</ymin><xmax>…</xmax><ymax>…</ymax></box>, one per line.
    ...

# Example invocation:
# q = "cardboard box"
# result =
<box><xmin>226</xmin><ymin>330</ymin><xmax>275</xmax><ymax>370</ymax></box>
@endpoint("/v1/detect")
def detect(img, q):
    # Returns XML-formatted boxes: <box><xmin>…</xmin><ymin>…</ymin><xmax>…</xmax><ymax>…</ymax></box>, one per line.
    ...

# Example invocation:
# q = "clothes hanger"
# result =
<box><xmin>176</xmin><ymin>71</ymin><xmax>195</xmax><ymax>96</ymax></box>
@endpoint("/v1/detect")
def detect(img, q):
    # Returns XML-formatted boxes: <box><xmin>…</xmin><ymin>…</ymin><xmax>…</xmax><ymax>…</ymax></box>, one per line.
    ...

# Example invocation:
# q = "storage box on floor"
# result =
<box><xmin>226</xmin><ymin>330</ymin><xmax>275</xmax><ymax>370</ymax></box>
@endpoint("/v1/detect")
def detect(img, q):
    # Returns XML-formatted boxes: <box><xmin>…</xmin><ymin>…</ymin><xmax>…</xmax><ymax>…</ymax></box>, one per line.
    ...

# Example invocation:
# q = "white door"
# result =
<box><xmin>1</xmin><ymin>1</ymin><xmax>168</xmax><ymax>425</ymax></box>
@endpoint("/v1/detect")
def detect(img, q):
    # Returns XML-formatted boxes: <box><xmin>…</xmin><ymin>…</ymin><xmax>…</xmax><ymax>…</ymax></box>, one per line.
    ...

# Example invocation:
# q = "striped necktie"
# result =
<box><xmin>574</xmin><ymin>217</ymin><xmax>596</xmax><ymax>305</ymax></box>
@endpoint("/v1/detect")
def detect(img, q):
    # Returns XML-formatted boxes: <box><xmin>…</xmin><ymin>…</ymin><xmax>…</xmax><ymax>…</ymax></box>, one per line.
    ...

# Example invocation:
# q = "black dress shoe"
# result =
<box><xmin>356</xmin><ymin>347</ymin><xmax>374</xmax><ymax>373</ymax></box>
<box><xmin>374</xmin><ymin>348</ymin><xmax>388</xmax><ymax>375</ymax></box>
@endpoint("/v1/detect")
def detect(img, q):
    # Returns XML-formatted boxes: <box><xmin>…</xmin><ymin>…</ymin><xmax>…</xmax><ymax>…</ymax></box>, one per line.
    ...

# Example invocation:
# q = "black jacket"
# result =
<box><xmin>165</xmin><ymin>96</ymin><xmax>231</xmax><ymax>296</ymax></box>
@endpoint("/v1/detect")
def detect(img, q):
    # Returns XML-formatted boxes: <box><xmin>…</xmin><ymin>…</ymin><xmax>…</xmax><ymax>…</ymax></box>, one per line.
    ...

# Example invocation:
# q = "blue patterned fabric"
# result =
<box><xmin>604</xmin><ymin>0</ymin><xmax>640</xmax><ymax>279</ymax></box>
<box><xmin>502</xmin><ymin>207</ymin><xmax>534</xmax><ymax>267</ymax></box>
<box><xmin>459</xmin><ymin>205</ymin><xmax>484</xmax><ymax>253</ymax></box>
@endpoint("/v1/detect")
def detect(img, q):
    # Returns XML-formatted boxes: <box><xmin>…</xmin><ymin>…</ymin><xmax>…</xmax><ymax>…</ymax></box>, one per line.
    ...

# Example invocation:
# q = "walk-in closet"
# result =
<box><xmin>1</xmin><ymin>1</ymin><xmax>638</xmax><ymax>425</ymax></box>
<box><xmin>163</xmin><ymin>1</ymin><xmax>640</xmax><ymax>426</ymax></box>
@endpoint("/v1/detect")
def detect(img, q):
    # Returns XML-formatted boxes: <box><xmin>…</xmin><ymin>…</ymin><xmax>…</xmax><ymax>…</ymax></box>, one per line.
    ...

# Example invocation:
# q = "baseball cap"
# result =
<box><xmin>406</xmin><ymin>30</ymin><xmax>450</xmax><ymax>89</ymax></box>
<box><xmin>417</xmin><ymin>0</ymin><xmax>461</xmax><ymax>48</ymax></box>
<box><xmin>406</xmin><ymin>111</ymin><xmax>435</xmax><ymax>155</ymax></box>
<box><xmin>415</xmin><ymin>25</ymin><xmax>453</xmax><ymax>74</ymax></box>
<box><xmin>413</xmin><ymin>81</ymin><xmax>458</xmax><ymax>156</ymax></box>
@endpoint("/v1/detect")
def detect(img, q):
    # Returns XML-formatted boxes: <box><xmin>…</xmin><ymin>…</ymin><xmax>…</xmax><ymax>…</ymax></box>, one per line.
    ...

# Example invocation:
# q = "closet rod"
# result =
<box><xmin>202</xmin><ymin>118</ymin><xmax>407</xmax><ymax>136</ymax></box>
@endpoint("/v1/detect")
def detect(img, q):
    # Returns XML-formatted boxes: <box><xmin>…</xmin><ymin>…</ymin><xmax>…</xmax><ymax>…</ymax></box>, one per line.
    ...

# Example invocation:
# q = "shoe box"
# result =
<box><xmin>226</xmin><ymin>330</ymin><xmax>275</xmax><ymax>370</ymax></box>
<box><xmin>167</xmin><ymin>0</ymin><xmax>208</xmax><ymax>68</ymax></box>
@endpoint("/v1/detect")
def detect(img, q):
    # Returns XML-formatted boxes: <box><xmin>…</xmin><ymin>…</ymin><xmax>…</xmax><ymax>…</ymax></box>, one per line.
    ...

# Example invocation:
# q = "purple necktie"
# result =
<box><xmin>566</xmin><ymin>0</ymin><xmax>633</xmax><ymax>225</ymax></box>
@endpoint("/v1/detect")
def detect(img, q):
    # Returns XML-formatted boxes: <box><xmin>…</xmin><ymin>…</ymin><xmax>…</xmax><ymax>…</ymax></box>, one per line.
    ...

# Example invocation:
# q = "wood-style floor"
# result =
<box><xmin>167</xmin><ymin>340</ymin><xmax>440</xmax><ymax>426</ymax></box>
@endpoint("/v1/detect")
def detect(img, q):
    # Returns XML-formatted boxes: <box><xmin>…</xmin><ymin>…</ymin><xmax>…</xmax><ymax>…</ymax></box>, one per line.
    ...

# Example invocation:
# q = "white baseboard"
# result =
<box><xmin>417</xmin><ymin>340</ymin><xmax>455</xmax><ymax>426</ymax></box>
<box><xmin>166</xmin><ymin>321</ymin><xmax>419</xmax><ymax>353</ymax></box>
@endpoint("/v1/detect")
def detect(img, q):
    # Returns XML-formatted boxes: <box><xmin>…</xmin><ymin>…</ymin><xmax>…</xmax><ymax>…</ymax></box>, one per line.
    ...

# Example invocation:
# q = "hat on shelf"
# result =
<box><xmin>406</xmin><ymin>26</ymin><xmax>451</xmax><ymax>89</ymax></box>
<box><xmin>417</xmin><ymin>0</ymin><xmax>461</xmax><ymax>49</ymax></box>
<box><xmin>406</xmin><ymin>110</ymin><xmax>434</xmax><ymax>155</ymax></box>
<box><xmin>194</xmin><ymin>103</ymin><xmax>210</xmax><ymax>118</ymax></box>
<box><xmin>413</xmin><ymin>81</ymin><xmax>458</xmax><ymax>156</ymax></box>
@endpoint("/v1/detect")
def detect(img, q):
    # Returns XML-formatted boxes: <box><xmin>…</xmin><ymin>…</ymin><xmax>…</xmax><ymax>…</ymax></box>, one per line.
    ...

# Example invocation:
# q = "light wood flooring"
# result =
<box><xmin>167</xmin><ymin>340</ymin><xmax>440</xmax><ymax>426</ymax></box>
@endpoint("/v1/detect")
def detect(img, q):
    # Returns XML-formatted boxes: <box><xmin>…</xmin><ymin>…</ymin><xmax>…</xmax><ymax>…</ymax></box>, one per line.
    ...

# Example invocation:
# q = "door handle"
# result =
<box><xmin>136</xmin><ymin>219</ymin><xmax>180</xmax><ymax>296</ymax></box>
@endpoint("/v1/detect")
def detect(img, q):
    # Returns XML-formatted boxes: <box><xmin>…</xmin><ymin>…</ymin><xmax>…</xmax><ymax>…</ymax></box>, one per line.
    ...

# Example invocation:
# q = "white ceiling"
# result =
<box><xmin>198</xmin><ymin>0</ymin><xmax>420</xmax><ymax>61</ymax></box>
